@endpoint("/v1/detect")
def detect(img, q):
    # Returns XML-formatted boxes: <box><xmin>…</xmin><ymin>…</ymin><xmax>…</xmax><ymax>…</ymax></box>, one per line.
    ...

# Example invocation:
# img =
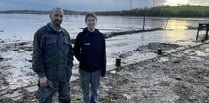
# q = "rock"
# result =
<box><xmin>175</xmin><ymin>77</ymin><xmax>182</xmax><ymax>81</ymax></box>
<box><xmin>204</xmin><ymin>63</ymin><xmax>209</xmax><ymax>66</ymax></box>
<box><xmin>157</xmin><ymin>49</ymin><xmax>162</xmax><ymax>55</ymax></box>
<box><xmin>172</xmin><ymin>59</ymin><xmax>181</xmax><ymax>63</ymax></box>
<box><xmin>19</xmin><ymin>47</ymin><xmax>33</xmax><ymax>51</ymax></box>
<box><xmin>0</xmin><ymin>56</ymin><xmax>4</xmax><ymax>61</ymax></box>
<box><xmin>137</xmin><ymin>43</ymin><xmax>181</xmax><ymax>53</ymax></box>
<box><xmin>25</xmin><ymin>59</ymin><xmax>32</xmax><ymax>63</ymax></box>
<box><xmin>135</xmin><ymin>48</ymin><xmax>141</xmax><ymax>51</ymax></box>
<box><xmin>110</xmin><ymin>70</ymin><xmax>116</xmax><ymax>74</ymax></box>
<box><xmin>123</xmin><ymin>94</ymin><xmax>132</xmax><ymax>99</ymax></box>
<box><xmin>0</xmin><ymin>40</ymin><xmax>4</xmax><ymax>43</ymax></box>
<box><xmin>206</xmin><ymin>84</ymin><xmax>209</xmax><ymax>88</ymax></box>
<box><xmin>18</xmin><ymin>42</ymin><xmax>28</xmax><ymax>46</ymax></box>
<box><xmin>12</xmin><ymin>49</ymin><xmax>19</xmax><ymax>51</ymax></box>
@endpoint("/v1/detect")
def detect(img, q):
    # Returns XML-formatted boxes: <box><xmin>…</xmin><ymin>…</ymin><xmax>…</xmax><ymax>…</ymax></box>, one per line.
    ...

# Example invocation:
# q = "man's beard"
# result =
<box><xmin>53</xmin><ymin>20</ymin><xmax>62</xmax><ymax>27</ymax></box>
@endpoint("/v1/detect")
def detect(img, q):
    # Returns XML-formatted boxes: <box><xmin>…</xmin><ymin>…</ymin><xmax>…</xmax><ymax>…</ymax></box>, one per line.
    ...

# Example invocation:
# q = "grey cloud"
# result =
<box><xmin>0</xmin><ymin>0</ymin><xmax>208</xmax><ymax>11</ymax></box>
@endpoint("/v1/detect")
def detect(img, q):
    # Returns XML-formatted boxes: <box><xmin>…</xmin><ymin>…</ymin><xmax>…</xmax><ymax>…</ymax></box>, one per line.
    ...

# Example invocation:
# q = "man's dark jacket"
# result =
<box><xmin>32</xmin><ymin>23</ymin><xmax>73</xmax><ymax>81</ymax></box>
<box><xmin>73</xmin><ymin>28</ymin><xmax>106</xmax><ymax>76</ymax></box>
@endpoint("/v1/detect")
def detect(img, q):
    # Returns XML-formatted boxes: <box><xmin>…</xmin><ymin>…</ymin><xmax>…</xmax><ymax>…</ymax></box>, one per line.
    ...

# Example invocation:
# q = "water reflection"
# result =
<box><xmin>165</xmin><ymin>19</ymin><xmax>189</xmax><ymax>30</ymax></box>
<box><xmin>163</xmin><ymin>19</ymin><xmax>195</xmax><ymax>44</ymax></box>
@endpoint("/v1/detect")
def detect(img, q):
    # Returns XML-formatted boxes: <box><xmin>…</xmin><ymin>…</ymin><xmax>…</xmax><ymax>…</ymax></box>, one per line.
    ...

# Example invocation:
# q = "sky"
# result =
<box><xmin>0</xmin><ymin>0</ymin><xmax>209</xmax><ymax>11</ymax></box>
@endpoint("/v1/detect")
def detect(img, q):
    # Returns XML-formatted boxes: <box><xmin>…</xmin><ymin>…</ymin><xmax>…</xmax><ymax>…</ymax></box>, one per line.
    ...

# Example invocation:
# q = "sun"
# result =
<box><xmin>165</xmin><ymin>0</ymin><xmax>188</xmax><ymax>6</ymax></box>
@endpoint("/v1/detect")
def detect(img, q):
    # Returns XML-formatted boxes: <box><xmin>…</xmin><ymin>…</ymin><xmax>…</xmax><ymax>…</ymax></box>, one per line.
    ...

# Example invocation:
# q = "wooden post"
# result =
<box><xmin>142</xmin><ymin>9</ymin><xmax>146</xmax><ymax>31</ymax></box>
<box><xmin>196</xmin><ymin>24</ymin><xmax>200</xmax><ymax>41</ymax></box>
<box><xmin>196</xmin><ymin>23</ymin><xmax>209</xmax><ymax>41</ymax></box>
<box><xmin>206</xmin><ymin>25</ymin><xmax>209</xmax><ymax>40</ymax></box>
<box><xmin>164</xmin><ymin>17</ymin><xmax>169</xmax><ymax>30</ymax></box>
<box><xmin>157</xmin><ymin>49</ymin><xmax>162</xmax><ymax>55</ymax></box>
<box><xmin>115</xmin><ymin>58</ymin><xmax>121</xmax><ymax>67</ymax></box>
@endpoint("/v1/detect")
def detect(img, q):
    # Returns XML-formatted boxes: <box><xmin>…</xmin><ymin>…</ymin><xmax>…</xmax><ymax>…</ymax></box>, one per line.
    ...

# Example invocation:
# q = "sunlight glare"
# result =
<box><xmin>165</xmin><ymin>0</ymin><xmax>188</xmax><ymax>6</ymax></box>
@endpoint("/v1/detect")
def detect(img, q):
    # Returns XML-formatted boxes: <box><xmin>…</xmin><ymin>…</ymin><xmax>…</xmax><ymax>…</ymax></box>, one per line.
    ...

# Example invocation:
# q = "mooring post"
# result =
<box><xmin>206</xmin><ymin>24</ymin><xmax>209</xmax><ymax>40</ymax></box>
<box><xmin>115</xmin><ymin>58</ymin><xmax>121</xmax><ymax>67</ymax></box>
<box><xmin>157</xmin><ymin>48</ymin><xmax>162</xmax><ymax>55</ymax></box>
<box><xmin>196</xmin><ymin>23</ymin><xmax>200</xmax><ymax>41</ymax></box>
<box><xmin>196</xmin><ymin>23</ymin><xmax>209</xmax><ymax>41</ymax></box>
<box><xmin>142</xmin><ymin>8</ymin><xmax>146</xmax><ymax>31</ymax></box>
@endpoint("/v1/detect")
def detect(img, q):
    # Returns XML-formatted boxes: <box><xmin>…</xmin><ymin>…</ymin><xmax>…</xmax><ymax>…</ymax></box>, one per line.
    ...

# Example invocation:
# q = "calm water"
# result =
<box><xmin>0</xmin><ymin>14</ymin><xmax>208</xmax><ymax>43</ymax></box>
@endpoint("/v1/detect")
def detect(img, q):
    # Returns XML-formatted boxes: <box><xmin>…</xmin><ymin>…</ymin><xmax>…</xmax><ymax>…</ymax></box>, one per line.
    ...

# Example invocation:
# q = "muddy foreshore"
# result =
<box><xmin>0</xmin><ymin>40</ymin><xmax>209</xmax><ymax>103</ymax></box>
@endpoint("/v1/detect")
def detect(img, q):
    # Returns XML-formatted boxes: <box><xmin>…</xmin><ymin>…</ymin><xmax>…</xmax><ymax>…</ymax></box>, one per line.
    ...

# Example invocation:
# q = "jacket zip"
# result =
<box><xmin>56</xmin><ymin>33</ymin><xmax>60</xmax><ymax>80</ymax></box>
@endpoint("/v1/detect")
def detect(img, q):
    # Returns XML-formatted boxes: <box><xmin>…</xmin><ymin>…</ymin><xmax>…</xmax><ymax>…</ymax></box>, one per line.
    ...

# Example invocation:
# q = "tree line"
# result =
<box><xmin>1</xmin><ymin>5</ymin><xmax>209</xmax><ymax>17</ymax></box>
<box><xmin>95</xmin><ymin>5</ymin><xmax>209</xmax><ymax>17</ymax></box>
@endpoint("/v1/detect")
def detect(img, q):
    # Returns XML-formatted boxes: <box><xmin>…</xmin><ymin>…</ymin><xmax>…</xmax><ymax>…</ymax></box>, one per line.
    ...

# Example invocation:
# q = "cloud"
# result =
<box><xmin>0</xmin><ymin>0</ymin><xmax>208</xmax><ymax>11</ymax></box>
<box><xmin>189</xmin><ymin>0</ymin><xmax>209</xmax><ymax>6</ymax></box>
<box><xmin>0</xmin><ymin>0</ymin><xmax>53</xmax><ymax>10</ymax></box>
<box><xmin>0</xmin><ymin>0</ymin><xmax>150</xmax><ymax>11</ymax></box>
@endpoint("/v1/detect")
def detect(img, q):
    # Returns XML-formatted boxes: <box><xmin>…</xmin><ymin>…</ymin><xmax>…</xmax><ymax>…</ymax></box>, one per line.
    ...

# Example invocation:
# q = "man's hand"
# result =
<box><xmin>39</xmin><ymin>77</ymin><xmax>48</xmax><ymax>87</ymax></box>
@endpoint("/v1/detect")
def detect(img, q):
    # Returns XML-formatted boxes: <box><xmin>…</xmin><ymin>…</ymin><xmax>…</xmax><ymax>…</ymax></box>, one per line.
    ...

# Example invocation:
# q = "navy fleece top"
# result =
<box><xmin>73</xmin><ymin>28</ymin><xmax>106</xmax><ymax>76</ymax></box>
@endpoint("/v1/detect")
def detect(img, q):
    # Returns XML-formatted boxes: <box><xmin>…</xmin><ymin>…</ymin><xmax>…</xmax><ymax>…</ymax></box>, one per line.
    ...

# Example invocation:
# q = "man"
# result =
<box><xmin>32</xmin><ymin>7</ymin><xmax>73</xmax><ymax>103</ymax></box>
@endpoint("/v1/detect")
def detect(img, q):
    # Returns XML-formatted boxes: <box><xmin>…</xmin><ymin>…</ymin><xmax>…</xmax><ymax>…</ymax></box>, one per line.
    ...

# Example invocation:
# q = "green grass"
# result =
<box><xmin>160</xmin><ymin>5</ymin><xmax>209</xmax><ymax>13</ymax></box>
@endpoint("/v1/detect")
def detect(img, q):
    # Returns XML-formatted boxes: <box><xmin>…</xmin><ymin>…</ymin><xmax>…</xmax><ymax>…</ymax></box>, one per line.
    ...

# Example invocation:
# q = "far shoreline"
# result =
<box><xmin>1</xmin><ymin>12</ymin><xmax>209</xmax><ymax>20</ymax></box>
<box><xmin>1</xmin><ymin>5</ymin><xmax>209</xmax><ymax>18</ymax></box>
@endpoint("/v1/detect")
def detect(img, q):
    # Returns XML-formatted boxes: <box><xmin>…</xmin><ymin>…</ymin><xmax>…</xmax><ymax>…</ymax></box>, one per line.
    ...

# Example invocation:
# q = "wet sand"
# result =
<box><xmin>0</xmin><ymin>40</ymin><xmax>209</xmax><ymax>103</ymax></box>
<box><xmin>96</xmin><ymin>41</ymin><xmax>209</xmax><ymax>103</ymax></box>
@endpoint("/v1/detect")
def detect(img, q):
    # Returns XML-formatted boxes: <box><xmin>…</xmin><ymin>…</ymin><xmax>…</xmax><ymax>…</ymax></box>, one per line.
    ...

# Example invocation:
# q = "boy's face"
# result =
<box><xmin>86</xmin><ymin>16</ymin><xmax>97</xmax><ymax>30</ymax></box>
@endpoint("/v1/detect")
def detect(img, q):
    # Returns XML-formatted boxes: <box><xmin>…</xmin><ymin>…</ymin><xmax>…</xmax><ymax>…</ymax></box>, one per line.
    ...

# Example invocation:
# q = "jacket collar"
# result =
<box><xmin>83</xmin><ymin>27</ymin><xmax>100</xmax><ymax>34</ymax></box>
<box><xmin>46</xmin><ymin>23</ymin><xmax>64</xmax><ymax>33</ymax></box>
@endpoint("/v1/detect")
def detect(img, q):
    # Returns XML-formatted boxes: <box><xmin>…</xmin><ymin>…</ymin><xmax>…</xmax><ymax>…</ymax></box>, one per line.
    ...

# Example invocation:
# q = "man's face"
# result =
<box><xmin>50</xmin><ymin>9</ymin><xmax>64</xmax><ymax>27</ymax></box>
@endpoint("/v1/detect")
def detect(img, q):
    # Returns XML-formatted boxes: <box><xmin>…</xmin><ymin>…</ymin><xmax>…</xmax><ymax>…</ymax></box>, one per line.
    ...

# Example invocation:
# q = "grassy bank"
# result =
<box><xmin>96</xmin><ymin>5</ymin><xmax>209</xmax><ymax>17</ymax></box>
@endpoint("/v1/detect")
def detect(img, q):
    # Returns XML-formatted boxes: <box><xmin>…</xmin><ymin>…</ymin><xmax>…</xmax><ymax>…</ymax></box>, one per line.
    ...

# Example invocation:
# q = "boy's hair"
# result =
<box><xmin>85</xmin><ymin>13</ymin><xmax>97</xmax><ymax>22</ymax></box>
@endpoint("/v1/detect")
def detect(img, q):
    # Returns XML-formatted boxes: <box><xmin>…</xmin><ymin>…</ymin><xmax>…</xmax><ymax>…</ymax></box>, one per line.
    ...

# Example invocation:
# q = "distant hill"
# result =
<box><xmin>1</xmin><ymin>6</ymin><xmax>209</xmax><ymax>17</ymax></box>
<box><xmin>153</xmin><ymin>5</ymin><xmax>209</xmax><ymax>17</ymax></box>
<box><xmin>160</xmin><ymin>5</ymin><xmax>209</xmax><ymax>13</ymax></box>
<box><xmin>95</xmin><ymin>5</ymin><xmax>209</xmax><ymax>17</ymax></box>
